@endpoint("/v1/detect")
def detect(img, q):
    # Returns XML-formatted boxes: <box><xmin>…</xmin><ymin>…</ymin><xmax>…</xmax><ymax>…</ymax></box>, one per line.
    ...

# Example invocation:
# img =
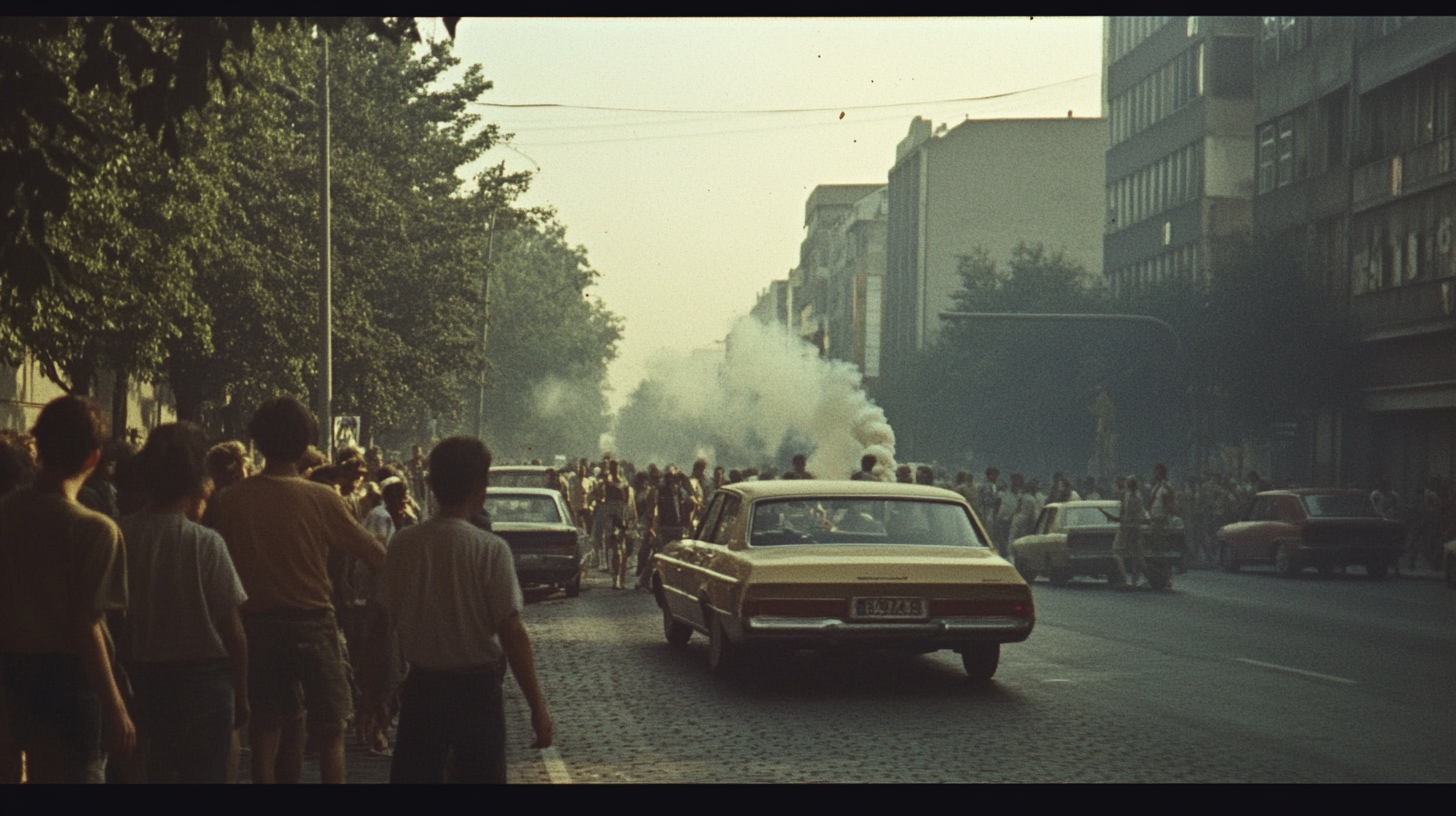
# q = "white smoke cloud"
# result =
<box><xmin>612</xmin><ymin>316</ymin><xmax>897</xmax><ymax>479</ymax></box>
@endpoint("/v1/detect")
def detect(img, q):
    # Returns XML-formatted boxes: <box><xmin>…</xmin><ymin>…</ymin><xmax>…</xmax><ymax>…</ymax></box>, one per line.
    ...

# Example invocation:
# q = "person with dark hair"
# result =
<box><xmin>783</xmin><ymin>454</ymin><xmax>814</xmax><ymax>480</ymax></box>
<box><xmin>367</xmin><ymin>436</ymin><xmax>553</xmax><ymax>783</ymax></box>
<box><xmin>850</xmin><ymin>453</ymin><xmax>878</xmax><ymax>481</ymax></box>
<box><xmin>0</xmin><ymin>395</ymin><xmax>134</xmax><ymax>782</ymax></box>
<box><xmin>117</xmin><ymin>422</ymin><xmax>249</xmax><ymax>783</ymax></box>
<box><xmin>208</xmin><ymin>395</ymin><xmax>385</xmax><ymax>784</ymax></box>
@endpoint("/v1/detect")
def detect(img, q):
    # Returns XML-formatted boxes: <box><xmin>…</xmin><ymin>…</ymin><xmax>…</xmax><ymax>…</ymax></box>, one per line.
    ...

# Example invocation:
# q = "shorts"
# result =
<box><xmin>130</xmin><ymin>658</ymin><xmax>234</xmax><ymax>783</ymax></box>
<box><xmin>1</xmin><ymin>652</ymin><xmax>106</xmax><ymax>783</ymax></box>
<box><xmin>242</xmin><ymin>608</ymin><xmax>353</xmax><ymax>733</ymax></box>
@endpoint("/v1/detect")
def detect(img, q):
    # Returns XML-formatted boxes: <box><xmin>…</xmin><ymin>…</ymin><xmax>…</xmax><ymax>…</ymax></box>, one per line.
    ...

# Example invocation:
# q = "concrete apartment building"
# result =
<box><xmin>1250</xmin><ymin>16</ymin><xmax>1456</xmax><ymax>494</ymax></box>
<box><xmin>1104</xmin><ymin>16</ymin><xmax>1259</xmax><ymax>296</ymax></box>
<box><xmin>881</xmin><ymin>115</ymin><xmax>1106</xmax><ymax>371</ymax></box>
<box><xmin>788</xmin><ymin>184</ymin><xmax>885</xmax><ymax>356</ymax></box>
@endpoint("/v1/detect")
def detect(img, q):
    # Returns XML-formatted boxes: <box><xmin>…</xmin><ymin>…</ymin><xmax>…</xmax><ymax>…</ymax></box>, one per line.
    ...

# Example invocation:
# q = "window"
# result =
<box><xmin>1109</xmin><ymin>46</ymin><xmax>1204</xmax><ymax>145</ymax></box>
<box><xmin>1258</xmin><ymin>124</ymin><xmax>1277</xmax><ymax>193</ymax></box>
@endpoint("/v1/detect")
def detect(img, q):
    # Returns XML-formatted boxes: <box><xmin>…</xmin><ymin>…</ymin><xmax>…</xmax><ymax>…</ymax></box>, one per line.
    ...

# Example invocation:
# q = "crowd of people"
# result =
<box><xmin>0</xmin><ymin>394</ymin><xmax>550</xmax><ymax>784</ymax></box>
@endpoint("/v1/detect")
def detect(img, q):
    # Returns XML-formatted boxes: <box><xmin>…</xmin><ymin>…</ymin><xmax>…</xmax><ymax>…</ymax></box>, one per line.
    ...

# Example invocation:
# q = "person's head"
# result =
<box><xmin>411</xmin><ymin>444</ymin><xmax>423</xmax><ymax>460</ymax></box>
<box><xmin>694</xmin><ymin>458</ymin><xmax>708</xmax><ymax>476</ymax></box>
<box><xmin>428</xmin><ymin>436</ymin><xmax>493</xmax><ymax>510</ymax></box>
<box><xmin>206</xmin><ymin>441</ymin><xmax>253</xmax><ymax>493</ymax></box>
<box><xmin>1027</xmin><ymin>478</ymin><xmax>1041</xmax><ymax>495</ymax></box>
<box><xmin>0</xmin><ymin>430</ymin><xmax>37</xmax><ymax>495</ymax></box>
<box><xmin>728</xmin><ymin>469</ymin><xmax>742</xmax><ymax>483</ymax></box>
<box><xmin>1010</xmin><ymin>473</ymin><xmax>1025</xmax><ymax>491</ymax></box>
<box><xmin>31</xmin><ymin>395</ymin><xmax>108</xmax><ymax>478</ymax></box>
<box><xmin>297</xmin><ymin>445</ymin><xmax>327</xmax><ymax>478</ymax></box>
<box><xmin>309</xmin><ymin>464</ymin><xmax>339</xmax><ymax>488</ymax></box>
<box><xmin>861</xmin><ymin>453</ymin><xmax>877</xmax><ymax>473</ymax></box>
<box><xmin>632</xmin><ymin>471</ymin><xmax>649</xmax><ymax>489</ymax></box>
<box><xmin>607</xmin><ymin>459</ymin><xmax>620</xmax><ymax>480</ymax></box>
<box><xmin>985</xmin><ymin>467</ymin><xmax>1000</xmax><ymax>482</ymax></box>
<box><xmin>137</xmin><ymin>422</ymin><xmax>212</xmax><ymax>514</ymax></box>
<box><xmin>792</xmin><ymin>454</ymin><xmax>808</xmax><ymax>472</ymax></box>
<box><xmin>895</xmin><ymin>464</ymin><xmax>913</xmax><ymax>483</ymax></box>
<box><xmin>712</xmin><ymin>465</ymin><xmax>725</xmax><ymax>481</ymax></box>
<box><xmin>1154</xmin><ymin>463</ymin><xmax>1168</xmax><ymax>481</ymax></box>
<box><xmin>249</xmin><ymin>396</ymin><xmax>317</xmax><ymax>464</ymax></box>
<box><xmin>381</xmin><ymin>477</ymin><xmax>410</xmax><ymax>515</ymax></box>
<box><xmin>915</xmin><ymin>465</ymin><xmax>934</xmax><ymax>485</ymax></box>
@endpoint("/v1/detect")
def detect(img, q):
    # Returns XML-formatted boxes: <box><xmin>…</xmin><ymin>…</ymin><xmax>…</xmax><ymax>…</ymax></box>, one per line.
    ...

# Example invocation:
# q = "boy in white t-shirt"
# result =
<box><xmin>368</xmin><ymin>436</ymin><xmax>552</xmax><ymax>783</ymax></box>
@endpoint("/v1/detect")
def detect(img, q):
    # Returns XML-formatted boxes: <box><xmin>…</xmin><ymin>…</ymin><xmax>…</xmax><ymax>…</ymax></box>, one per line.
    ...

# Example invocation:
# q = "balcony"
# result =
<box><xmin>1353</xmin><ymin>275</ymin><xmax>1456</xmax><ymax>339</ymax></box>
<box><xmin>1353</xmin><ymin>137</ymin><xmax>1456</xmax><ymax>212</ymax></box>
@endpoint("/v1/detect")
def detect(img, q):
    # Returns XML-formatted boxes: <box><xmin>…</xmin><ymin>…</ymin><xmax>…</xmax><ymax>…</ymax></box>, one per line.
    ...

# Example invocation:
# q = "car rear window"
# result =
<box><xmin>489</xmin><ymin>470</ymin><xmax>552</xmax><ymax>488</ymax></box>
<box><xmin>749</xmin><ymin>498</ymin><xmax>987</xmax><ymax>548</ymax></box>
<box><xmin>483</xmin><ymin>495</ymin><xmax>562</xmax><ymax>524</ymax></box>
<box><xmin>1062</xmin><ymin>507</ymin><xmax>1118</xmax><ymax>528</ymax></box>
<box><xmin>1301</xmin><ymin>494</ymin><xmax>1379</xmax><ymax>518</ymax></box>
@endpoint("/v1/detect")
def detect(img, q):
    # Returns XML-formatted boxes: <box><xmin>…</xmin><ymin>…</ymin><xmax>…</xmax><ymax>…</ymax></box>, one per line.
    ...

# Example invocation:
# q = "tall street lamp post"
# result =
<box><xmin>318</xmin><ymin>37</ymin><xmax>333</xmax><ymax>458</ymax></box>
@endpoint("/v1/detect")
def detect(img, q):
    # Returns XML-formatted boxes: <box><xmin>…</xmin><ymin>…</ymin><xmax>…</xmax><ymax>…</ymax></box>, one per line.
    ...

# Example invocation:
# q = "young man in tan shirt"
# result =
<box><xmin>208</xmin><ymin>396</ymin><xmax>385</xmax><ymax>784</ymax></box>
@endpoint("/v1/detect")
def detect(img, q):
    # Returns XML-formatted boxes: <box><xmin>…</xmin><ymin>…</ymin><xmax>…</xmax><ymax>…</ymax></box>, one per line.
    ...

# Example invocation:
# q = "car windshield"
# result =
<box><xmin>1062</xmin><ymin>507</ymin><xmax>1118</xmax><ymax>528</ymax></box>
<box><xmin>483</xmin><ymin>495</ymin><xmax>562</xmax><ymax>524</ymax></box>
<box><xmin>1301</xmin><ymin>494</ymin><xmax>1379</xmax><ymax>518</ymax></box>
<box><xmin>749</xmin><ymin>498</ymin><xmax>986</xmax><ymax>548</ymax></box>
<box><xmin>490</xmin><ymin>470</ymin><xmax>552</xmax><ymax>488</ymax></box>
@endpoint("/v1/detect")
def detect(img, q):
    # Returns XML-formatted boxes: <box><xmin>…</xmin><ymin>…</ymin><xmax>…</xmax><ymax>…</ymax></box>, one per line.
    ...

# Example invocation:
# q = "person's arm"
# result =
<box><xmin>215</xmin><ymin>606</ymin><xmax>249</xmax><ymax>731</ymax></box>
<box><xmin>75</xmin><ymin>612</ymin><xmax>135</xmax><ymax>757</ymax></box>
<box><xmin>329</xmin><ymin>493</ymin><xmax>388</xmax><ymax>572</ymax></box>
<box><xmin>497</xmin><ymin>612</ymin><xmax>552</xmax><ymax>749</ymax></box>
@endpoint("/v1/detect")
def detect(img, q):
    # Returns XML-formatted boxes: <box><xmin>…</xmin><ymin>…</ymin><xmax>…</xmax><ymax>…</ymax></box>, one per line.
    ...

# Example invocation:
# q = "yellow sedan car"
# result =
<box><xmin>651</xmin><ymin>480</ymin><xmax>1034</xmax><ymax>681</ymax></box>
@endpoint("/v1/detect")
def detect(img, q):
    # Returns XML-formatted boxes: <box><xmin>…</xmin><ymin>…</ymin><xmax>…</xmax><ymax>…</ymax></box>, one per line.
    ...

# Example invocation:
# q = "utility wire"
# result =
<box><xmin>470</xmin><ymin>73</ymin><xmax>1094</xmax><ymax>116</ymax></box>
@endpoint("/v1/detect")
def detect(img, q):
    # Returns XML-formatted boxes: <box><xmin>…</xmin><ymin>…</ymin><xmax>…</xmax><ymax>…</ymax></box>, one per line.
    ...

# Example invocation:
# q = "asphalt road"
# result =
<box><xmin>326</xmin><ymin>562</ymin><xmax>1453</xmax><ymax>783</ymax></box>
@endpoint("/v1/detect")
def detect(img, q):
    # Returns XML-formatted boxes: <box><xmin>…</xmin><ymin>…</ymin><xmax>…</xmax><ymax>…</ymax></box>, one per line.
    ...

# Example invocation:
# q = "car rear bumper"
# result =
<box><xmin>743</xmin><ymin>615</ymin><xmax>1033</xmax><ymax>647</ymax></box>
<box><xmin>514</xmin><ymin>553</ymin><xmax>581</xmax><ymax>585</ymax></box>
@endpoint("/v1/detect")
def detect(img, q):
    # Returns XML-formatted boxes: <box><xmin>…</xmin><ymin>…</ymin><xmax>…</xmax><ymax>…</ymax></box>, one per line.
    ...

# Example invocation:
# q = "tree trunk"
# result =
<box><xmin>112</xmin><ymin>369</ymin><xmax>129</xmax><ymax>442</ymax></box>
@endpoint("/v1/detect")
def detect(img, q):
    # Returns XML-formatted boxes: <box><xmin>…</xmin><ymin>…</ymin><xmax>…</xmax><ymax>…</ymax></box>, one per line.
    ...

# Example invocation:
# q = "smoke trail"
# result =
<box><xmin>613</xmin><ymin>316</ymin><xmax>897</xmax><ymax>479</ymax></box>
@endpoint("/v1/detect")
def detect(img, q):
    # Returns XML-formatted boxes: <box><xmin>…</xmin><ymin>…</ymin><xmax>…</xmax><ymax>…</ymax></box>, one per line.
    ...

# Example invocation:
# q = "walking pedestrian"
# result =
<box><xmin>367</xmin><ymin>437</ymin><xmax>553</xmax><ymax>783</ymax></box>
<box><xmin>207</xmin><ymin>396</ymin><xmax>386</xmax><ymax>784</ymax></box>
<box><xmin>118</xmin><ymin>422</ymin><xmax>249</xmax><ymax>783</ymax></box>
<box><xmin>1102</xmin><ymin>476</ymin><xmax>1149</xmax><ymax>588</ymax></box>
<box><xmin>0</xmin><ymin>396</ymin><xmax>135</xmax><ymax>783</ymax></box>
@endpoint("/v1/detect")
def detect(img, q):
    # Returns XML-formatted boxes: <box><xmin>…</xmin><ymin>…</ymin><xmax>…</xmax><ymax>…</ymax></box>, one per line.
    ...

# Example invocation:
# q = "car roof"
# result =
<box><xmin>1045</xmin><ymin>500</ymin><xmax>1118</xmax><ymax>509</ymax></box>
<box><xmin>1255</xmin><ymin>489</ymin><xmax>1368</xmax><ymax>497</ymax></box>
<box><xmin>486</xmin><ymin>487</ymin><xmax>563</xmax><ymax>498</ymax></box>
<box><xmin>717</xmin><ymin>480</ymin><xmax>967</xmax><ymax>501</ymax></box>
<box><xmin>490</xmin><ymin>465</ymin><xmax>555</xmax><ymax>472</ymax></box>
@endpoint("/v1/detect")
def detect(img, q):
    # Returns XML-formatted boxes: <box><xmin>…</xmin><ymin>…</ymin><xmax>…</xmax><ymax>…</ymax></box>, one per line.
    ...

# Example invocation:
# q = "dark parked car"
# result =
<box><xmin>1215</xmin><ymin>490</ymin><xmax>1404</xmax><ymax>579</ymax></box>
<box><xmin>1011</xmin><ymin>500</ymin><xmax>1185</xmax><ymax>589</ymax></box>
<box><xmin>484</xmin><ymin>487</ymin><xmax>589</xmax><ymax>597</ymax></box>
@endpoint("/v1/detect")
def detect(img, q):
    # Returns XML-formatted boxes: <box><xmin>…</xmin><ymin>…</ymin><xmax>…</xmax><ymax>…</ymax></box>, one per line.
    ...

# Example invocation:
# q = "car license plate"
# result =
<box><xmin>852</xmin><ymin>597</ymin><xmax>927</xmax><ymax>619</ymax></box>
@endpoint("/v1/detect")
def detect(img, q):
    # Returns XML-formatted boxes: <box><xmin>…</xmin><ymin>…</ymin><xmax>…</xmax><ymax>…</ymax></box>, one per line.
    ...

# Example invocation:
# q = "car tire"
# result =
<box><xmin>1364</xmin><ymin>561</ymin><xmax>1388</xmax><ymax>581</ymax></box>
<box><xmin>1147</xmin><ymin>565</ymin><xmax>1171</xmax><ymax>590</ymax></box>
<box><xmin>1048</xmin><ymin>567</ymin><xmax>1072</xmax><ymax>586</ymax></box>
<box><xmin>663</xmin><ymin>604</ymin><xmax>692</xmax><ymax>646</ymax></box>
<box><xmin>1014</xmin><ymin>557</ymin><xmax>1038</xmax><ymax>583</ymax></box>
<box><xmin>1219</xmin><ymin>544</ymin><xmax>1241</xmax><ymax>573</ymax></box>
<box><xmin>565</xmin><ymin>571</ymin><xmax>582</xmax><ymax>599</ymax></box>
<box><xmin>1275</xmin><ymin>543</ymin><xmax>1301</xmax><ymax>577</ymax></box>
<box><xmin>961</xmin><ymin>643</ymin><xmax>1000</xmax><ymax>682</ymax></box>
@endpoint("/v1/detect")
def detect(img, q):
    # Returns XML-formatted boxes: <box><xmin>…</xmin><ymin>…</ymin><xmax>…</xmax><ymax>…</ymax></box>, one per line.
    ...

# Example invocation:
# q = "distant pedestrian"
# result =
<box><xmin>851</xmin><ymin>454</ymin><xmax>878</xmax><ymax>481</ymax></box>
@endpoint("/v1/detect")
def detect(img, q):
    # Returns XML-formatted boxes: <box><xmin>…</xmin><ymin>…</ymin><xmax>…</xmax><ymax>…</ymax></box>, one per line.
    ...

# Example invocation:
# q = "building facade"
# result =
<box><xmin>1104</xmin><ymin>16</ymin><xmax>1259</xmax><ymax>297</ymax></box>
<box><xmin>883</xmin><ymin>115</ymin><xmax>1107</xmax><ymax>368</ymax></box>
<box><xmin>1250</xmin><ymin>16</ymin><xmax>1456</xmax><ymax>495</ymax></box>
<box><xmin>786</xmin><ymin>184</ymin><xmax>885</xmax><ymax>358</ymax></box>
<box><xmin>3</xmin><ymin>355</ymin><xmax>176</xmax><ymax>442</ymax></box>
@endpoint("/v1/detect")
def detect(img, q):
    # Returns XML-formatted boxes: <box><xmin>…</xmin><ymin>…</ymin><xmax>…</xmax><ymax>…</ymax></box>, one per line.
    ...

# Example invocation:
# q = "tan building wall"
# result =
<box><xmin>2</xmin><ymin>355</ymin><xmax>177</xmax><ymax>442</ymax></box>
<box><xmin>899</xmin><ymin>116</ymin><xmax>1107</xmax><ymax>351</ymax></box>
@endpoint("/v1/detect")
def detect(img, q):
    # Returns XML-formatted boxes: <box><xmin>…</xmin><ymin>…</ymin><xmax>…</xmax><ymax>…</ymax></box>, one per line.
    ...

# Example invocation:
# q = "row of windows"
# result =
<box><xmin>1107</xmin><ymin>141</ymin><xmax>1205</xmax><ymax>233</ymax></box>
<box><xmin>1108</xmin><ymin>16</ymin><xmax>1172</xmax><ymax>63</ymax></box>
<box><xmin>1109</xmin><ymin>244</ymin><xmax>1201</xmax><ymax>298</ymax></box>
<box><xmin>1356</xmin><ymin>57</ymin><xmax>1456</xmax><ymax>165</ymax></box>
<box><xmin>1110</xmin><ymin>45</ymin><xmax>1203</xmax><ymax>145</ymax></box>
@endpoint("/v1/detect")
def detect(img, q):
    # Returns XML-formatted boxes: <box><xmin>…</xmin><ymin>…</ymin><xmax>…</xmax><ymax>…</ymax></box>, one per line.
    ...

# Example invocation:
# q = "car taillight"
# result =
<box><xmin>744</xmin><ymin>598</ymin><xmax>846</xmax><ymax>618</ymax></box>
<box><xmin>929</xmin><ymin>599</ymin><xmax>1033</xmax><ymax>618</ymax></box>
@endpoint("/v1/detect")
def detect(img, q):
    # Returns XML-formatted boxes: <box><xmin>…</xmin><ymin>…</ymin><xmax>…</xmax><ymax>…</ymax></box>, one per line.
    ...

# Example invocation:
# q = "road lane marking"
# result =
<box><xmin>1233</xmin><ymin>657</ymin><xmax>1357</xmax><ymax>685</ymax></box>
<box><xmin>540</xmin><ymin>746</ymin><xmax>573</xmax><ymax>784</ymax></box>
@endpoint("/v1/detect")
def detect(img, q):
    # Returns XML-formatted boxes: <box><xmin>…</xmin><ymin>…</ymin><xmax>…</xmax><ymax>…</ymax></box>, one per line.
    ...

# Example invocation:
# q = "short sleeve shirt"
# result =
<box><xmin>117</xmin><ymin>511</ymin><xmax>247</xmax><ymax>662</ymax></box>
<box><xmin>208</xmin><ymin>475</ymin><xmax>384</xmax><ymax>613</ymax></box>
<box><xmin>0</xmin><ymin>488</ymin><xmax>127</xmax><ymax>654</ymax></box>
<box><xmin>377</xmin><ymin>517</ymin><xmax>523</xmax><ymax>670</ymax></box>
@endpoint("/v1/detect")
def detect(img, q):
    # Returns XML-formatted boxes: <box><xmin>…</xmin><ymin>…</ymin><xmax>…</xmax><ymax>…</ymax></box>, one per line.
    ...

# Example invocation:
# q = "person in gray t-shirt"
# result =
<box><xmin>369</xmin><ymin>436</ymin><xmax>552</xmax><ymax>784</ymax></box>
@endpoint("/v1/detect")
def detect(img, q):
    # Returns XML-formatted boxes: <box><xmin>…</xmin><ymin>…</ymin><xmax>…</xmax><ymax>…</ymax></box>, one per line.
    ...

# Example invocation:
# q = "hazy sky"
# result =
<box><xmin>446</xmin><ymin>17</ymin><xmax>1105</xmax><ymax>412</ymax></box>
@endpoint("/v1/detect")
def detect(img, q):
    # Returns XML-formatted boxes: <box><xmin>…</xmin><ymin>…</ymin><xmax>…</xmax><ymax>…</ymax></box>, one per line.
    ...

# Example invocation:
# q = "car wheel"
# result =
<box><xmin>1146</xmin><ymin>564</ymin><xmax>1171</xmax><ymax>590</ymax></box>
<box><xmin>1048</xmin><ymin>567</ymin><xmax>1072</xmax><ymax>586</ymax></box>
<box><xmin>1219</xmin><ymin>544</ymin><xmax>1241</xmax><ymax>573</ymax></box>
<box><xmin>663</xmin><ymin>603</ymin><xmax>692</xmax><ymax>647</ymax></box>
<box><xmin>1447</xmin><ymin>557</ymin><xmax>1456</xmax><ymax>588</ymax></box>
<box><xmin>960</xmin><ymin>643</ymin><xmax>1000</xmax><ymax>682</ymax></box>
<box><xmin>1364</xmin><ymin>560</ymin><xmax>1388</xmax><ymax>581</ymax></box>
<box><xmin>1275</xmin><ymin>543</ymin><xmax>1300</xmax><ymax>577</ymax></box>
<box><xmin>707</xmin><ymin>612</ymin><xmax>744</xmax><ymax>677</ymax></box>
<box><xmin>565</xmin><ymin>571</ymin><xmax>582</xmax><ymax>598</ymax></box>
<box><xmin>1014</xmin><ymin>557</ymin><xmax>1038</xmax><ymax>583</ymax></box>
